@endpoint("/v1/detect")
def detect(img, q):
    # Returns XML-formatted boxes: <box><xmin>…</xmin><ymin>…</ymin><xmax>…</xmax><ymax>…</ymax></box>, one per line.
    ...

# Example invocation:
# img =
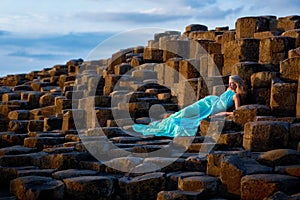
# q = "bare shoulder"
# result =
<box><xmin>235</xmin><ymin>93</ymin><xmax>241</xmax><ymax>98</ymax></box>
<box><xmin>233</xmin><ymin>93</ymin><xmax>241</xmax><ymax>101</ymax></box>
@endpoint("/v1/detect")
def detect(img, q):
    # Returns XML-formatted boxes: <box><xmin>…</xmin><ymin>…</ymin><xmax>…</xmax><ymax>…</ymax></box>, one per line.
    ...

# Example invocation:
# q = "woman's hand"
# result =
<box><xmin>210</xmin><ymin>111</ymin><xmax>233</xmax><ymax>118</ymax></box>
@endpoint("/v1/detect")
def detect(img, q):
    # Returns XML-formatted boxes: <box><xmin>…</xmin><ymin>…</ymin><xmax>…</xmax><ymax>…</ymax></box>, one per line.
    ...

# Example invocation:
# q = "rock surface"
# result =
<box><xmin>0</xmin><ymin>15</ymin><xmax>300</xmax><ymax>200</ymax></box>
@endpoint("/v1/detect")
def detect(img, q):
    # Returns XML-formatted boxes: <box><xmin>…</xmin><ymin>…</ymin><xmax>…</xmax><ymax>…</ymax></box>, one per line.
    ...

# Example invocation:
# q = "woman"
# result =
<box><xmin>132</xmin><ymin>75</ymin><xmax>246</xmax><ymax>138</ymax></box>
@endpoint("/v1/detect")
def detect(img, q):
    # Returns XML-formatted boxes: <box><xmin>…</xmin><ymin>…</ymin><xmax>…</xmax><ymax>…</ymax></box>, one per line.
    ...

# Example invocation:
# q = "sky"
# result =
<box><xmin>0</xmin><ymin>0</ymin><xmax>300</xmax><ymax>76</ymax></box>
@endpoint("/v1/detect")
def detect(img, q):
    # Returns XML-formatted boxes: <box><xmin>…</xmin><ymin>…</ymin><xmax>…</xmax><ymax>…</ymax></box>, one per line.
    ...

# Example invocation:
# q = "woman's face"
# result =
<box><xmin>229</xmin><ymin>79</ymin><xmax>237</xmax><ymax>91</ymax></box>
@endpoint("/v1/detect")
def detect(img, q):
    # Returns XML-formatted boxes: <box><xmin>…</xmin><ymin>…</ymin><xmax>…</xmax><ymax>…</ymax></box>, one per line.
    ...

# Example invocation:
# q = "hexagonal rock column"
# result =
<box><xmin>259</xmin><ymin>36</ymin><xmax>295</xmax><ymax>67</ymax></box>
<box><xmin>250</xmin><ymin>71</ymin><xmax>277</xmax><ymax>105</ymax></box>
<box><xmin>223</xmin><ymin>39</ymin><xmax>260</xmax><ymax>76</ymax></box>
<box><xmin>280</xmin><ymin>56</ymin><xmax>300</xmax><ymax>82</ymax></box>
<box><xmin>257</xmin><ymin>149</ymin><xmax>300</xmax><ymax>167</ymax></box>
<box><xmin>288</xmin><ymin>47</ymin><xmax>300</xmax><ymax>58</ymax></box>
<box><xmin>235</xmin><ymin>16</ymin><xmax>277</xmax><ymax>39</ymax></box>
<box><xmin>163</xmin><ymin>40</ymin><xmax>190</xmax><ymax>62</ymax></box>
<box><xmin>240</xmin><ymin>174</ymin><xmax>300</xmax><ymax>200</ymax></box>
<box><xmin>282</xmin><ymin>29</ymin><xmax>300</xmax><ymax>48</ymax></box>
<box><xmin>270</xmin><ymin>82</ymin><xmax>297</xmax><ymax>117</ymax></box>
<box><xmin>220</xmin><ymin>155</ymin><xmax>272</xmax><ymax>197</ymax></box>
<box><xmin>52</xmin><ymin>169</ymin><xmax>98</xmax><ymax>180</ymax></box>
<box><xmin>118</xmin><ymin>172</ymin><xmax>165</xmax><ymax>200</ymax></box>
<box><xmin>157</xmin><ymin>190</ymin><xmax>205</xmax><ymax>200</ymax></box>
<box><xmin>10</xmin><ymin>176</ymin><xmax>64</xmax><ymax>200</ymax></box>
<box><xmin>63</xmin><ymin>176</ymin><xmax>114</xmax><ymax>200</ymax></box>
<box><xmin>278</xmin><ymin>15</ymin><xmax>300</xmax><ymax>31</ymax></box>
<box><xmin>289</xmin><ymin>123</ymin><xmax>300</xmax><ymax>149</ymax></box>
<box><xmin>206</xmin><ymin>150</ymin><xmax>248</xmax><ymax>177</ymax></box>
<box><xmin>243</xmin><ymin>121</ymin><xmax>290</xmax><ymax>152</ymax></box>
<box><xmin>233</xmin><ymin>104</ymin><xmax>271</xmax><ymax>128</ymax></box>
<box><xmin>178</xmin><ymin>175</ymin><xmax>219</xmax><ymax>196</ymax></box>
<box><xmin>232</xmin><ymin>61</ymin><xmax>265</xmax><ymax>85</ymax></box>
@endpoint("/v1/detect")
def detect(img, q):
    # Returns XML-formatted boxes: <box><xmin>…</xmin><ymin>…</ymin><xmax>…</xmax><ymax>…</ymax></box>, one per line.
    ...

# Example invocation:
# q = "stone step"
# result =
<box><xmin>184</xmin><ymin>155</ymin><xmax>207</xmax><ymax>172</ymax></box>
<box><xmin>200</xmin><ymin>118</ymin><xmax>240</xmax><ymax>136</ymax></box>
<box><xmin>0</xmin><ymin>119</ymin><xmax>9</xmax><ymax>132</ymax></box>
<box><xmin>206</xmin><ymin>150</ymin><xmax>249</xmax><ymax>177</ymax></box>
<box><xmin>141</xmin><ymin>157</ymin><xmax>186</xmax><ymax>173</ymax></box>
<box><xmin>24</xmin><ymin>137</ymin><xmax>65</xmax><ymax>150</ymax></box>
<box><xmin>2</xmin><ymin>93</ymin><xmax>21</xmax><ymax>102</ymax></box>
<box><xmin>106</xmin><ymin>118</ymin><xmax>134</xmax><ymax>127</ymax></box>
<box><xmin>0</xmin><ymin>132</ymin><xmax>27</xmax><ymax>147</ymax></box>
<box><xmin>0</xmin><ymin>152</ymin><xmax>47</xmax><ymax>167</ymax></box>
<box><xmin>157</xmin><ymin>190</ymin><xmax>205</xmax><ymax>200</ymax></box>
<box><xmin>0</xmin><ymin>145</ymin><xmax>37</xmax><ymax>156</ymax></box>
<box><xmin>13</xmin><ymin>84</ymin><xmax>32</xmax><ymax>92</ymax></box>
<box><xmin>38</xmin><ymin>152</ymin><xmax>85</xmax><ymax>170</ymax></box>
<box><xmin>63</xmin><ymin>176</ymin><xmax>115</xmax><ymax>199</ymax></box>
<box><xmin>43</xmin><ymin>147</ymin><xmax>75</xmax><ymax>154</ymax></box>
<box><xmin>214</xmin><ymin>131</ymin><xmax>244</xmax><ymax>148</ymax></box>
<box><xmin>20</xmin><ymin>91</ymin><xmax>43</xmax><ymax>109</ymax></box>
<box><xmin>52</xmin><ymin>169</ymin><xmax>99</xmax><ymax>180</ymax></box>
<box><xmin>118</xmin><ymin>172</ymin><xmax>165</xmax><ymax>200</ymax></box>
<box><xmin>8</xmin><ymin>110</ymin><xmax>30</xmax><ymax>120</ymax></box>
<box><xmin>241</xmin><ymin>174</ymin><xmax>300</xmax><ymax>200</ymax></box>
<box><xmin>0</xmin><ymin>101</ymin><xmax>29</xmax><ymax>118</ymax></box>
<box><xmin>43</xmin><ymin>116</ymin><xmax>63</xmax><ymax>131</ymax></box>
<box><xmin>8</xmin><ymin>120</ymin><xmax>29</xmax><ymax>133</ymax></box>
<box><xmin>27</xmin><ymin>120</ymin><xmax>44</xmax><ymax>132</ymax></box>
<box><xmin>185</xmin><ymin>143</ymin><xmax>219</xmax><ymax>153</ymax></box>
<box><xmin>78</xmin><ymin>161</ymin><xmax>105</xmax><ymax>171</ymax></box>
<box><xmin>136</xmin><ymin>139</ymin><xmax>173</xmax><ymax>145</ymax></box>
<box><xmin>132</xmin><ymin>144</ymin><xmax>168</xmax><ymax>153</ymax></box>
<box><xmin>243</xmin><ymin>121</ymin><xmax>290</xmax><ymax>151</ymax></box>
<box><xmin>166</xmin><ymin>171</ymin><xmax>205</xmax><ymax>190</ymax></box>
<box><xmin>30</xmin><ymin>105</ymin><xmax>58</xmax><ymax>119</ymax></box>
<box><xmin>28</xmin><ymin>131</ymin><xmax>65</xmax><ymax>137</ymax></box>
<box><xmin>178</xmin><ymin>175</ymin><xmax>219</xmax><ymax>196</ymax></box>
<box><xmin>257</xmin><ymin>149</ymin><xmax>300</xmax><ymax>167</ymax></box>
<box><xmin>110</xmin><ymin>136</ymin><xmax>143</xmax><ymax>144</ymax></box>
<box><xmin>16</xmin><ymin>168</ymin><xmax>55</xmax><ymax>177</ymax></box>
<box><xmin>0</xmin><ymin>166</ymin><xmax>38</xmax><ymax>186</ymax></box>
<box><xmin>220</xmin><ymin>155</ymin><xmax>273</xmax><ymax>196</ymax></box>
<box><xmin>10</xmin><ymin>176</ymin><xmax>64</xmax><ymax>200</ymax></box>
<box><xmin>275</xmin><ymin>165</ymin><xmax>300</xmax><ymax>178</ymax></box>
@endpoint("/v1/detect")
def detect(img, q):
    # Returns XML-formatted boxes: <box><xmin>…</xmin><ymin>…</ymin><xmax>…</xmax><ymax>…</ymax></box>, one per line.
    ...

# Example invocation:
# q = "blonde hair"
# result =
<box><xmin>229</xmin><ymin>75</ymin><xmax>246</xmax><ymax>95</ymax></box>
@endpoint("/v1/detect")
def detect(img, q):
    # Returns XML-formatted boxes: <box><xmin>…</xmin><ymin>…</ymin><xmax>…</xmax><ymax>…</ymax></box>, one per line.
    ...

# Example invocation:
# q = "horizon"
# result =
<box><xmin>1</xmin><ymin>0</ymin><xmax>300</xmax><ymax>76</ymax></box>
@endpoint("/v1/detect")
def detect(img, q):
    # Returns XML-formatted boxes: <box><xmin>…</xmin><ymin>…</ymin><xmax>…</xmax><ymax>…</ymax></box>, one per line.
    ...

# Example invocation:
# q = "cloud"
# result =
<box><xmin>75</xmin><ymin>11</ymin><xmax>191</xmax><ymax>24</ymax></box>
<box><xmin>180</xmin><ymin>0</ymin><xmax>218</xmax><ymax>8</ymax></box>
<box><xmin>195</xmin><ymin>5</ymin><xmax>244</xmax><ymax>20</ymax></box>
<box><xmin>74</xmin><ymin>3</ymin><xmax>242</xmax><ymax>29</ymax></box>
<box><xmin>243</xmin><ymin>0</ymin><xmax>300</xmax><ymax>17</ymax></box>
<box><xmin>7</xmin><ymin>51</ymin><xmax>64</xmax><ymax>60</ymax></box>
<box><xmin>1</xmin><ymin>32</ymin><xmax>114</xmax><ymax>53</ymax></box>
<box><xmin>0</xmin><ymin>31</ymin><xmax>115</xmax><ymax>76</ymax></box>
<box><xmin>1</xmin><ymin>0</ymin><xmax>299</xmax><ymax>77</ymax></box>
<box><xmin>0</xmin><ymin>30</ymin><xmax>10</xmax><ymax>36</ymax></box>
<box><xmin>0</xmin><ymin>0</ymin><xmax>242</xmax><ymax>35</ymax></box>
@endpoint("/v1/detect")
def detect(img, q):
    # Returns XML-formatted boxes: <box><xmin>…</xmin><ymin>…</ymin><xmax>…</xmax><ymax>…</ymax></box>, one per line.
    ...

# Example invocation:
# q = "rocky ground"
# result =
<box><xmin>0</xmin><ymin>15</ymin><xmax>300</xmax><ymax>200</ymax></box>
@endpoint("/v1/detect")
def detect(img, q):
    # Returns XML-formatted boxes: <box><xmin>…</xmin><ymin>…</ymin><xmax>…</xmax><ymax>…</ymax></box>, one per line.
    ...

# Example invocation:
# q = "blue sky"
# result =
<box><xmin>1</xmin><ymin>0</ymin><xmax>300</xmax><ymax>76</ymax></box>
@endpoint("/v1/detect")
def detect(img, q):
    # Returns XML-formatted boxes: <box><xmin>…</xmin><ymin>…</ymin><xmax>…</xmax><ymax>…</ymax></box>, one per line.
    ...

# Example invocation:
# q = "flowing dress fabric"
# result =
<box><xmin>132</xmin><ymin>89</ymin><xmax>235</xmax><ymax>138</ymax></box>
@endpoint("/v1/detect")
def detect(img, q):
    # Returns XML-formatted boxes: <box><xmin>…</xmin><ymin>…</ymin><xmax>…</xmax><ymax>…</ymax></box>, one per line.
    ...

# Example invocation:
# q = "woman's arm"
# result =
<box><xmin>211</xmin><ymin>111</ymin><xmax>233</xmax><ymax>117</ymax></box>
<box><xmin>233</xmin><ymin>93</ymin><xmax>241</xmax><ymax>109</ymax></box>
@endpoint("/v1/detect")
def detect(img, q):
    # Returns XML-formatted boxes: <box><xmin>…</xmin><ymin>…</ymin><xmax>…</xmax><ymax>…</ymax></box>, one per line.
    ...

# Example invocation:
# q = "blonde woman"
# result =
<box><xmin>132</xmin><ymin>75</ymin><xmax>246</xmax><ymax>137</ymax></box>
<box><xmin>211</xmin><ymin>74</ymin><xmax>247</xmax><ymax>117</ymax></box>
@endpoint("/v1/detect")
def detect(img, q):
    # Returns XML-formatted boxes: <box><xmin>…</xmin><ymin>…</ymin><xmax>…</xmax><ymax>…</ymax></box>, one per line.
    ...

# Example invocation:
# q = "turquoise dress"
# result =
<box><xmin>132</xmin><ymin>89</ymin><xmax>235</xmax><ymax>138</ymax></box>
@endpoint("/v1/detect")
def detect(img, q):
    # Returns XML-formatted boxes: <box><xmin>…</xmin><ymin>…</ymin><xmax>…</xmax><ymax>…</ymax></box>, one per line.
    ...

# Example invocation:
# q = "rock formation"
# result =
<box><xmin>0</xmin><ymin>15</ymin><xmax>300</xmax><ymax>200</ymax></box>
